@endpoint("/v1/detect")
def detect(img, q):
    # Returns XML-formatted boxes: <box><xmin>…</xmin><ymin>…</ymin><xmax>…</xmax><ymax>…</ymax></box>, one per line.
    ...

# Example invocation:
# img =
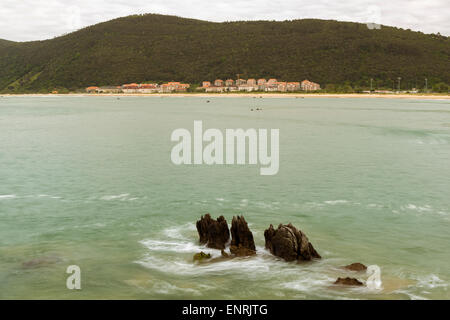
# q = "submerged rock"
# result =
<box><xmin>334</xmin><ymin>277</ymin><xmax>363</xmax><ymax>286</ymax></box>
<box><xmin>196</xmin><ymin>214</ymin><xmax>230</xmax><ymax>249</ymax></box>
<box><xmin>264</xmin><ymin>223</ymin><xmax>321</xmax><ymax>262</ymax></box>
<box><xmin>343</xmin><ymin>263</ymin><xmax>367</xmax><ymax>272</ymax></box>
<box><xmin>193</xmin><ymin>251</ymin><xmax>211</xmax><ymax>262</ymax></box>
<box><xmin>230</xmin><ymin>216</ymin><xmax>256</xmax><ymax>256</ymax></box>
<box><xmin>22</xmin><ymin>256</ymin><xmax>61</xmax><ymax>269</ymax></box>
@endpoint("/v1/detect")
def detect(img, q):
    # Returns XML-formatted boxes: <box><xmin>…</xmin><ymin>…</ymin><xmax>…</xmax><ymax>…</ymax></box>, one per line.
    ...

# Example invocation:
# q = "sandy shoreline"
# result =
<box><xmin>1</xmin><ymin>93</ymin><xmax>449</xmax><ymax>99</ymax></box>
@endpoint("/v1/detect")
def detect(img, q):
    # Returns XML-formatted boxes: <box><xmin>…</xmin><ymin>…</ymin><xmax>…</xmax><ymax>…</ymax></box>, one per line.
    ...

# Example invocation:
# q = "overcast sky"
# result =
<box><xmin>1</xmin><ymin>0</ymin><xmax>448</xmax><ymax>41</ymax></box>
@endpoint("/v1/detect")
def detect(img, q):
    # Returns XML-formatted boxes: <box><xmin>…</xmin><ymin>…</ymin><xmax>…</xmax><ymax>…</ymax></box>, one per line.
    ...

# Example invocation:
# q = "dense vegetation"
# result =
<box><xmin>0</xmin><ymin>14</ymin><xmax>449</xmax><ymax>93</ymax></box>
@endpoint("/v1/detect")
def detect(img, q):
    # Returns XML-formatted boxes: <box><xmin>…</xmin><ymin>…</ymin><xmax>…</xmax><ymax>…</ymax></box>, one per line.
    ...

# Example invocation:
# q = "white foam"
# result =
<box><xmin>403</xmin><ymin>204</ymin><xmax>432</xmax><ymax>212</ymax></box>
<box><xmin>0</xmin><ymin>194</ymin><xmax>16</xmax><ymax>200</ymax></box>
<box><xmin>140</xmin><ymin>239</ymin><xmax>207</xmax><ymax>254</ymax></box>
<box><xmin>240</xmin><ymin>199</ymin><xmax>248</xmax><ymax>207</ymax></box>
<box><xmin>282</xmin><ymin>274</ymin><xmax>335</xmax><ymax>292</ymax></box>
<box><xmin>255</xmin><ymin>201</ymin><xmax>277</xmax><ymax>209</ymax></box>
<box><xmin>100</xmin><ymin>193</ymin><xmax>137</xmax><ymax>201</ymax></box>
<box><xmin>367</xmin><ymin>203</ymin><xmax>383</xmax><ymax>208</ymax></box>
<box><xmin>324</xmin><ymin>200</ymin><xmax>349</xmax><ymax>205</ymax></box>
<box><xmin>394</xmin><ymin>289</ymin><xmax>428</xmax><ymax>300</ymax></box>
<box><xmin>137</xmin><ymin>241</ymin><xmax>329</xmax><ymax>284</ymax></box>
<box><xmin>136</xmin><ymin>252</ymin><xmax>277</xmax><ymax>278</ymax></box>
<box><xmin>163</xmin><ymin>223</ymin><xmax>196</xmax><ymax>240</ymax></box>
<box><xmin>150</xmin><ymin>280</ymin><xmax>202</xmax><ymax>296</ymax></box>
<box><xmin>415</xmin><ymin>274</ymin><xmax>448</xmax><ymax>289</ymax></box>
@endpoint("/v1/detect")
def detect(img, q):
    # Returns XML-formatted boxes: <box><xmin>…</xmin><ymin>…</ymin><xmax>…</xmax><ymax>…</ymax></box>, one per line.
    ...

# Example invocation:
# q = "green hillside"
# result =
<box><xmin>0</xmin><ymin>14</ymin><xmax>449</xmax><ymax>93</ymax></box>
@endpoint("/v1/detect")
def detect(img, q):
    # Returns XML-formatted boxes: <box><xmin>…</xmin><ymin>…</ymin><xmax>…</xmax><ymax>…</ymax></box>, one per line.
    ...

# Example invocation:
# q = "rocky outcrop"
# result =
<box><xmin>230</xmin><ymin>245</ymin><xmax>256</xmax><ymax>257</ymax></box>
<box><xmin>334</xmin><ymin>277</ymin><xmax>363</xmax><ymax>286</ymax></box>
<box><xmin>264</xmin><ymin>223</ymin><xmax>321</xmax><ymax>262</ymax></box>
<box><xmin>193</xmin><ymin>251</ymin><xmax>211</xmax><ymax>262</ymax></box>
<box><xmin>196</xmin><ymin>214</ymin><xmax>230</xmax><ymax>249</ymax></box>
<box><xmin>230</xmin><ymin>216</ymin><xmax>256</xmax><ymax>256</ymax></box>
<box><xmin>343</xmin><ymin>263</ymin><xmax>367</xmax><ymax>271</ymax></box>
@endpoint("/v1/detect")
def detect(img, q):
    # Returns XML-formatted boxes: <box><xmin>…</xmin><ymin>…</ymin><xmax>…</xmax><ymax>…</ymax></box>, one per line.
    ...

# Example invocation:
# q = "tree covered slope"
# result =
<box><xmin>0</xmin><ymin>14</ymin><xmax>449</xmax><ymax>93</ymax></box>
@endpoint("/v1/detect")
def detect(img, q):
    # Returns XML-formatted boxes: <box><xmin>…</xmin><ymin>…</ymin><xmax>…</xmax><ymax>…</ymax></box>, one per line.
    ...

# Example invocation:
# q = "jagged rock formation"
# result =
<box><xmin>229</xmin><ymin>216</ymin><xmax>256</xmax><ymax>256</ymax></box>
<box><xmin>196</xmin><ymin>214</ymin><xmax>230</xmax><ymax>249</ymax></box>
<box><xmin>230</xmin><ymin>245</ymin><xmax>256</xmax><ymax>256</ymax></box>
<box><xmin>343</xmin><ymin>263</ymin><xmax>367</xmax><ymax>271</ymax></box>
<box><xmin>334</xmin><ymin>277</ymin><xmax>363</xmax><ymax>286</ymax></box>
<box><xmin>264</xmin><ymin>223</ymin><xmax>321</xmax><ymax>262</ymax></box>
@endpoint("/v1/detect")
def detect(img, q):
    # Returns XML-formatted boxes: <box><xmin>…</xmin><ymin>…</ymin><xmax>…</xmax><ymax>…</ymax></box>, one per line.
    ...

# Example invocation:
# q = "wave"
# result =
<box><xmin>139</xmin><ymin>239</ymin><xmax>207</xmax><ymax>254</ymax></box>
<box><xmin>100</xmin><ymin>193</ymin><xmax>138</xmax><ymax>201</ymax></box>
<box><xmin>1</xmin><ymin>194</ymin><xmax>63</xmax><ymax>200</ymax></box>
<box><xmin>398</xmin><ymin>203</ymin><xmax>449</xmax><ymax>220</ymax></box>
<box><xmin>323</xmin><ymin>200</ymin><xmax>349</xmax><ymax>205</ymax></box>
<box><xmin>163</xmin><ymin>223</ymin><xmax>196</xmax><ymax>240</ymax></box>
<box><xmin>149</xmin><ymin>280</ymin><xmax>203</xmax><ymax>296</ymax></box>
<box><xmin>136</xmin><ymin>224</ymin><xmax>448</xmax><ymax>299</ymax></box>
<box><xmin>415</xmin><ymin>274</ymin><xmax>448</xmax><ymax>290</ymax></box>
<box><xmin>393</xmin><ymin>274</ymin><xmax>448</xmax><ymax>300</ymax></box>
<box><xmin>0</xmin><ymin>194</ymin><xmax>17</xmax><ymax>200</ymax></box>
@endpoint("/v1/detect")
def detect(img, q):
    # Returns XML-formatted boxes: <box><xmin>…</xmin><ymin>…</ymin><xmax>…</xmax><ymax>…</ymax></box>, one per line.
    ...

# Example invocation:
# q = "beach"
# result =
<box><xmin>1</xmin><ymin>93</ymin><xmax>449</xmax><ymax>99</ymax></box>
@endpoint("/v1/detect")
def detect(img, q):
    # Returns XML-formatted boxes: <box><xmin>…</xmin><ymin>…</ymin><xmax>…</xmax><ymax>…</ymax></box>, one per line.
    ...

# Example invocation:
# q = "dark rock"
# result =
<box><xmin>343</xmin><ymin>263</ymin><xmax>367</xmax><ymax>272</ymax></box>
<box><xmin>264</xmin><ymin>223</ymin><xmax>321</xmax><ymax>262</ymax></box>
<box><xmin>193</xmin><ymin>251</ymin><xmax>211</xmax><ymax>262</ymax></box>
<box><xmin>334</xmin><ymin>277</ymin><xmax>363</xmax><ymax>286</ymax></box>
<box><xmin>230</xmin><ymin>245</ymin><xmax>256</xmax><ymax>257</ymax></box>
<box><xmin>230</xmin><ymin>216</ymin><xmax>256</xmax><ymax>252</ymax></box>
<box><xmin>229</xmin><ymin>216</ymin><xmax>256</xmax><ymax>257</ymax></box>
<box><xmin>196</xmin><ymin>214</ymin><xmax>230</xmax><ymax>249</ymax></box>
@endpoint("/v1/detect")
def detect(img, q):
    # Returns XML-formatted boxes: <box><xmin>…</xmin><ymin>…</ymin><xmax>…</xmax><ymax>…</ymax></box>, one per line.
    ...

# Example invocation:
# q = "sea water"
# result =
<box><xmin>0</xmin><ymin>96</ymin><xmax>449</xmax><ymax>299</ymax></box>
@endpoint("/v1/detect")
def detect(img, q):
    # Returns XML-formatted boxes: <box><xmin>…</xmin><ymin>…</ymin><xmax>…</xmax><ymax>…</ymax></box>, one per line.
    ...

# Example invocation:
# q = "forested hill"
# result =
<box><xmin>0</xmin><ymin>14</ymin><xmax>449</xmax><ymax>93</ymax></box>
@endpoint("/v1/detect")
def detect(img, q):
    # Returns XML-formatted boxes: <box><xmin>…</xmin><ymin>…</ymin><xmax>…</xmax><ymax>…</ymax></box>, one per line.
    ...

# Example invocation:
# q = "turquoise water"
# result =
<box><xmin>0</xmin><ymin>96</ymin><xmax>449</xmax><ymax>299</ymax></box>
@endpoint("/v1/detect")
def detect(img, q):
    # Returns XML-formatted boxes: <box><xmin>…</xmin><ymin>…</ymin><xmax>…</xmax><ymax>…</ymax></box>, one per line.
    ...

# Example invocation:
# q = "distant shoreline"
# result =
<box><xmin>1</xmin><ymin>93</ymin><xmax>449</xmax><ymax>99</ymax></box>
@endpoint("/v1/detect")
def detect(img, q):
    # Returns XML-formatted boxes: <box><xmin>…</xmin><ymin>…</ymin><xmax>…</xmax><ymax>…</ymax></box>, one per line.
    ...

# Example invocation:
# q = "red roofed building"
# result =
<box><xmin>287</xmin><ymin>82</ymin><xmax>301</xmax><ymax>91</ymax></box>
<box><xmin>86</xmin><ymin>86</ymin><xmax>99</xmax><ymax>93</ymax></box>
<box><xmin>301</xmin><ymin>80</ymin><xmax>321</xmax><ymax>91</ymax></box>
<box><xmin>257</xmin><ymin>79</ymin><xmax>267</xmax><ymax>85</ymax></box>
<box><xmin>122</xmin><ymin>83</ymin><xmax>140</xmax><ymax>93</ymax></box>
<box><xmin>138</xmin><ymin>83</ymin><xmax>158</xmax><ymax>93</ymax></box>
<box><xmin>277</xmin><ymin>82</ymin><xmax>287</xmax><ymax>92</ymax></box>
